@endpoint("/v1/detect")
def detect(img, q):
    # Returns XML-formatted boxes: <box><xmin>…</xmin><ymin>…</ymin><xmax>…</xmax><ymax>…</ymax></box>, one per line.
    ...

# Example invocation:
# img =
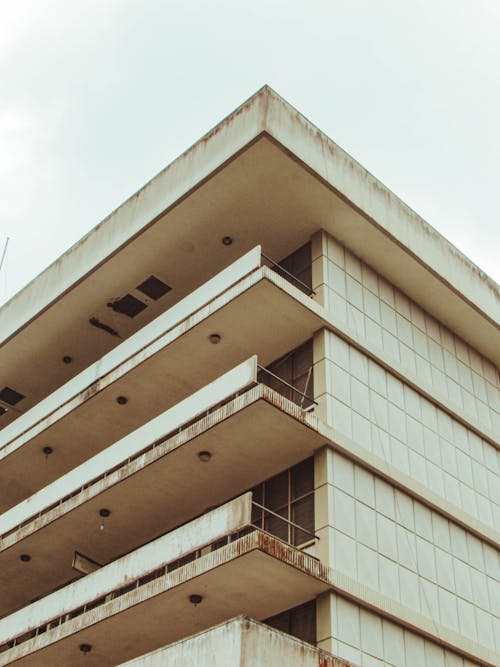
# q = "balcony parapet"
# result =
<box><xmin>0</xmin><ymin>358</ymin><xmax>259</xmax><ymax>540</ymax></box>
<box><xmin>0</xmin><ymin>494</ymin><xmax>321</xmax><ymax>661</ymax></box>
<box><xmin>0</xmin><ymin>494</ymin><xmax>254</xmax><ymax>651</ymax></box>
<box><xmin>118</xmin><ymin>615</ymin><xmax>355</xmax><ymax>667</ymax></box>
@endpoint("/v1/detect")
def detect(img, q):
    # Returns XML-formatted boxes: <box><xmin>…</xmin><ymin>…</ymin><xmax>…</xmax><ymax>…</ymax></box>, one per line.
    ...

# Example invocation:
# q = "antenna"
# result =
<box><xmin>0</xmin><ymin>237</ymin><xmax>9</xmax><ymax>275</ymax></box>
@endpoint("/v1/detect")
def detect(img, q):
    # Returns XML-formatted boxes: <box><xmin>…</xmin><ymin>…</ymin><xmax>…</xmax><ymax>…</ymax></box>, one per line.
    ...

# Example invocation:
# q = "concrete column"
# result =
<box><xmin>313</xmin><ymin>328</ymin><xmax>329</xmax><ymax>425</ymax></box>
<box><xmin>314</xmin><ymin>445</ymin><xmax>333</xmax><ymax>566</ymax></box>
<box><xmin>311</xmin><ymin>229</ymin><xmax>329</xmax><ymax>309</ymax></box>
<box><xmin>316</xmin><ymin>591</ymin><xmax>336</xmax><ymax>655</ymax></box>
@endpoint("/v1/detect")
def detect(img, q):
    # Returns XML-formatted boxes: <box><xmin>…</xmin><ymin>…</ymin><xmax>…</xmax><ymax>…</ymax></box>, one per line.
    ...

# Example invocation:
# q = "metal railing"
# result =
<box><xmin>262</xmin><ymin>253</ymin><xmax>315</xmax><ymax>297</ymax></box>
<box><xmin>251</xmin><ymin>501</ymin><xmax>318</xmax><ymax>545</ymax></box>
<box><xmin>257</xmin><ymin>365</ymin><xmax>316</xmax><ymax>411</ymax></box>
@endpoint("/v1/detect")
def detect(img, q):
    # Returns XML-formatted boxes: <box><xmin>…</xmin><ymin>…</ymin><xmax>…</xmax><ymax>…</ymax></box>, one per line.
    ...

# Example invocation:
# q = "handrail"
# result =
<box><xmin>257</xmin><ymin>365</ymin><xmax>317</xmax><ymax>408</ymax></box>
<box><xmin>251</xmin><ymin>501</ymin><xmax>319</xmax><ymax>542</ymax></box>
<box><xmin>261</xmin><ymin>253</ymin><xmax>315</xmax><ymax>296</ymax></box>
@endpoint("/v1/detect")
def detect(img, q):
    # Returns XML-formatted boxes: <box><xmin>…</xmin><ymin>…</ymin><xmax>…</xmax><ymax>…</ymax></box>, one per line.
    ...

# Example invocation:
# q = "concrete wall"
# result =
<box><xmin>312</xmin><ymin>232</ymin><xmax>499</xmax><ymax>438</ymax></box>
<box><xmin>317</xmin><ymin>592</ymin><xmax>482</xmax><ymax>667</ymax></box>
<box><xmin>314</xmin><ymin>448</ymin><xmax>499</xmax><ymax>655</ymax></box>
<box><xmin>316</xmin><ymin>330</ymin><xmax>499</xmax><ymax>531</ymax></box>
<box><xmin>313</xmin><ymin>230</ymin><xmax>499</xmax><ymax>665</ymax></box>
<box><xmin>119</xmin><ymin>616</ymin><xmax>352</xmax><ymax>666</ymax></box>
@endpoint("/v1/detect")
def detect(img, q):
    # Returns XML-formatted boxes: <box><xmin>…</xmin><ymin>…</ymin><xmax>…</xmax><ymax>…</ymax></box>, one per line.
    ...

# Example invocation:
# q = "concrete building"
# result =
<box><xmin>0</xmin><ymin>86</ymin><xmax>498</xmax><ymax>666</ymax></box>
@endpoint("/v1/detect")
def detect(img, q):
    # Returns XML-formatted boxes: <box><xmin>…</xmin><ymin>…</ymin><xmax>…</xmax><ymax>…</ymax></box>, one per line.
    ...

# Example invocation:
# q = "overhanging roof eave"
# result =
<box><xmin>0</xmin><ymin>86</ymin><xmax>497</xmax><ymax>361</ymax></box>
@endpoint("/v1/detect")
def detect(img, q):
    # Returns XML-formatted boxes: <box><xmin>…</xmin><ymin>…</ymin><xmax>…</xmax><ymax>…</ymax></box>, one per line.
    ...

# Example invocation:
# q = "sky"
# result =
<box><xmin>0</xmin><ymin>0</ymin><xmax>499</xmax><ymax>306</ymax></box>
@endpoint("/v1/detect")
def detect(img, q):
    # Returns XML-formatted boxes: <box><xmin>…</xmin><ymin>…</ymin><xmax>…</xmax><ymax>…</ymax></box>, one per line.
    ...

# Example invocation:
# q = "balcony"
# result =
<box><xmin>0</xmin><ymin>244</ymin><xmax>315</xmax><ymax>432</ymax></box>
<box><xmin>0</xmin><ymin>246</ymin><xmax>328</xmax><ymax>511</ymax></box>
<box><xmin>0</xmin><ymin>495</ymin><xmax>330</xmax><ymax>666</ymax></box>
<box><xmin>0</xmin><ymin>357</ymin><xmax>323</xmax><ymax>618</ymax></box>
<box><xmin>117</xmin><ymin>616</ymin><xmax>355</xmax><ymax>667</ymax></box>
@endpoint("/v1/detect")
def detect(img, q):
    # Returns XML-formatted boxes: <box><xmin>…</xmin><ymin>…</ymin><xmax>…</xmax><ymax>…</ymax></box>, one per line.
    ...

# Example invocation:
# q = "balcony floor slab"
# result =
<box><xmin>0</xmin><ymin>387</ymin><xmax>323</xmax><ymax>617</ymax></box>
<box><xmin>0</xmin><ymin>533</ymin><xmax>330</xmax><ymax>667</ymax></box>
<box><xmin>0</xmin><ymin>272</ymin><xmax>326</xmax><ymax>511</ymax></box>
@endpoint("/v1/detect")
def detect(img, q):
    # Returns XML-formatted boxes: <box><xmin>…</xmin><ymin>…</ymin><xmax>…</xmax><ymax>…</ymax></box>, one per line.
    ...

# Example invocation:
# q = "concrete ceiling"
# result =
<box><xmin>2</xmin><ymin>543</ymin><xmax>329</xmax><ymax>667</ymax></box>
<box><xmin>0</xmin><ymin>395</ymin><xmax>324</xmax><ymax>618</ymax></box>
<box><xmin>0</xmin><ymin>277</ymin><xmax>325</xmax><ymax>511</ymax></box>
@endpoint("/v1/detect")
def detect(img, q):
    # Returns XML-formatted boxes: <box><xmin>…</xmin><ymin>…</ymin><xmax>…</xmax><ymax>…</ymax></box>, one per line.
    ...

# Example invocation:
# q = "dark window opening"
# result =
<box><xmin>274</xmin><ymin>242</ymin><xmax>312</xmax><ymax>295</ymax></box>
<box><xmin>265</xmin><ymin>599</ymin><xmax>316</xmax><ymax>646</ymax></box>
<box><xmin>0</xmin><ymin>386</ymin><xmax>25</xmax><ymax>406</ymax></box>
<box><xmin>251</xmin><ymin>457</ymin><xmax>315</xmax><ymax>547</ymax></box>
<box><xmin>259</xmin><ymin>339</ymin><xmax>314</xmax><ymax>409</ymax></box>
<box><xmin>137</xmin><ymin>275</ymin><xmax>171</xmax><ymax>300</ymax></box>
<box><xmin>107</xmin><ymin>294</ymin><xmax>147</xmax><ymax>318</ymax></box>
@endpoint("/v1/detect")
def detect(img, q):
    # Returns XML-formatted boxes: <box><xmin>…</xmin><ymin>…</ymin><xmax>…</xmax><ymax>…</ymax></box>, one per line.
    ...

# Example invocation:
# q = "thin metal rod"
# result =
<box><xmin>0</xmin><ymin>237</ymin><xmax>9</xmax><ymax>274</ymax></box>
<box><xmin>257</xmin><ymin>365</ymin><xmax>318</xmax><ymax>405</ymax></box>
<box><xmin>251</xmin><ymin>501</ymin><xmax>319</xmax><ymax>541</ymax></box>
<box><xmin>300</xmin><ymin>366</ymin><xmax>313</xmax><ymax>408</ymax></box>
<box><xmin>261</xmin><ymin>252</ymin><xmax>315</xmax><ymax>296</ymax></box>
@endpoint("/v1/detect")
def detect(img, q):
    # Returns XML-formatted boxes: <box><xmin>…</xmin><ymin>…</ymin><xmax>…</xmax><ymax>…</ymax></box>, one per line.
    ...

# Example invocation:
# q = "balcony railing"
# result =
<box><xmin>257</xmin><ymin>365</ymin><xmax>316</xmax><ymax>411</ymax></box>
<box><xmin>262</xmin><ymin>253</ymin><xmax>315</xmax><ymax>297</ymax></box>
<box><xmin>0</xmin><ymin>493</ymin><xmax>318</xmax><ymax>656</ymax></box>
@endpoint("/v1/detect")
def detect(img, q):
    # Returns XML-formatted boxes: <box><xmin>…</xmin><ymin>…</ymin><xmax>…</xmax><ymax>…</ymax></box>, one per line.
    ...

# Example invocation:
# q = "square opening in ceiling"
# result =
<box><xmin>137</xmin><ymin>275</ymin><xmax>171</xmax><ymax>300</ymax></box>
<box><xmin>108</xmin><ymin>294</ymin><xmax>147</xmax><ymax>318</ymax></box>
<box><xmin>0</xmin><ymin>386</ymin><xmax>25</xmax><ymax>405</ymax></box>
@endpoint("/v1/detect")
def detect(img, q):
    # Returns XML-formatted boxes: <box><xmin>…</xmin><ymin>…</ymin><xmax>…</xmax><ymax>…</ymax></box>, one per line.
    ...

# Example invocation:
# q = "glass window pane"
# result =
<box><xmin>264</xmin><ymin>507</ymin><xmax>288</xmax><ymax>542</ymax></box>
<box><xmin>251</xmin><ymin>504</ymin><xmax>262</xmax><ymax>527</ymax></box>
<box><xmin>266</xmin><ymin>471</ymin><xmax>288</xmax><ymax>510</ymax></box>
<box><xmin>292</xmin><ymin>458</ymin><xmax>314</xmax><ymax>499</ymax></box>
<box><xmin>290</xmin><ymin>601</ymin><xmax>316</xmax><ymax>645</ymax></box>
<box><xmin>290</xmin><ymin>243</ymin><xmax>312</xmax><ymax>276</ymax></box>
<box><xmin>265</xmin><ymin>610</ymin><xmax>290</xmax><ymax>635</ymax></box>
<box><xmin>291</xmin><ymin>496</ymin><xmax>314</xmax><ymax>545</ymax></box>
<box><xmin>251</xmin><ymin>483</ymin><xmax>263</xmax><ymax>506</ymax></box>
<box><xmin>264</xmin><ymin>600</ymin><xmax>316</xmax><ymax>646</ymax></box>
<box><xmin>292</xmin><ymin>341</ymin><xmax>313</xmax><ymax>380</ymax></box>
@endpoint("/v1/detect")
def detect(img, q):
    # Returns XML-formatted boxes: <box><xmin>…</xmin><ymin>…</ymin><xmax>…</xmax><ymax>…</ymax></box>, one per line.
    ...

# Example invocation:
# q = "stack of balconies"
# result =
<box><xmin>0</xmin><ymin>246</ymin><xmax>356</xmax><ymax>666</ymax></box>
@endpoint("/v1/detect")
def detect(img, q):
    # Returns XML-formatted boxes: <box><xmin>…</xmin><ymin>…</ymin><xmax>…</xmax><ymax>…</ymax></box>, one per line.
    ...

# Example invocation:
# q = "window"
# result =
<box><xmin>259</xmin><ymin>339</ymin><xmax>314</xmax><ymax>408</ymax></box>
<box><xmin>274</xmin><ymin>242</ymin><xmax>312</xmax><ymax>294</ymax></box>
<box><xmin>252</xmin><ymin>458</ymin><xmax>315</xmax><ymax>547</ymax></box>
<box><xmin>265</xmin><ymin>600</ymin><xmax>316</xmax><ymax>645</ymax></box>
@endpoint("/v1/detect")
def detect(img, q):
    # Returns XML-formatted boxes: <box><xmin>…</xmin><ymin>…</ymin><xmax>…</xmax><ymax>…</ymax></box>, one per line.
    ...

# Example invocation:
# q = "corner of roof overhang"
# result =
<box><xmin>257</xmin><ymin>87</ymin><xmax>500</xmax><ymax>331</ymax></box>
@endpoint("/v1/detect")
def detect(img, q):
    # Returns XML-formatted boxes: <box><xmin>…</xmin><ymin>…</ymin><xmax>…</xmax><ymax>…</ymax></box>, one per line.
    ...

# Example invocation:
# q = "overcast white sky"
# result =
<box><xmin>0</xmin><ymin>0</ymin><xmax>499</xmax><ymax>306</ymax></box>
